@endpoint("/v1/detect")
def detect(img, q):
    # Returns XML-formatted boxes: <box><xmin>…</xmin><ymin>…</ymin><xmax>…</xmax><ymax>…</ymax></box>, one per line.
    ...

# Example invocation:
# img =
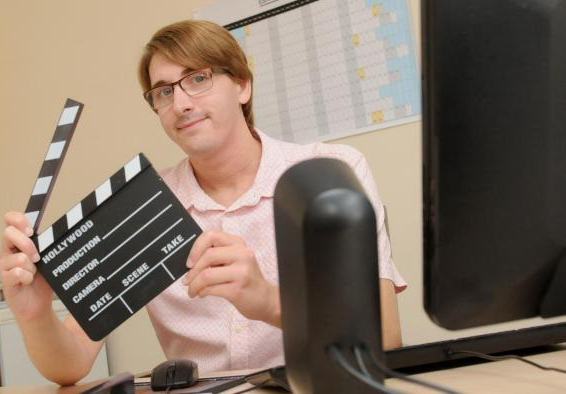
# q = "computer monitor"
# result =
<box><xmin>422</xmin><ymin>0</ymin><xmax>566</xmax><ymax>329</ymax></box>
<box><xmin>273</xmin><ymin>1</ymin><xmax>566</xmax><ymax>390</ymax></box>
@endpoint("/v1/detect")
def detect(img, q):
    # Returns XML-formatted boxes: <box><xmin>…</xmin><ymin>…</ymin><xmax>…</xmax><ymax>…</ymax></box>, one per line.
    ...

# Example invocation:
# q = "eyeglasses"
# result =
<box><xmin>143</xmin><ymin>68</ymin><xmax>215</xmax><ymax>110</ymax></box>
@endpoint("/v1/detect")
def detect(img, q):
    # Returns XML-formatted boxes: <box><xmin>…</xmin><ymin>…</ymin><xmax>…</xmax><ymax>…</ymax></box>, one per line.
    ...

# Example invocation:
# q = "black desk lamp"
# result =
<box><xmin>274</xmin><ymin>158</ymin><xmax>387</xmax><ymax>394</ymax></box>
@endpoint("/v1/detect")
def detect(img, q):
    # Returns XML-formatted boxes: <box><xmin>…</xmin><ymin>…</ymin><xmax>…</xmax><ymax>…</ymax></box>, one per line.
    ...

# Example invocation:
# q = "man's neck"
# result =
<box><xmin>190</xmin><ymin>129</ymin><xmax>262</xmax><ymax>208</ymax></box>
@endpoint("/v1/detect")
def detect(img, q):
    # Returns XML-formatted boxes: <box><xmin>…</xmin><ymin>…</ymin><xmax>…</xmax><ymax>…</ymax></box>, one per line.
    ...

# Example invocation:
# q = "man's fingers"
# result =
<box><xmin>1</xmin><ymin>266</ymin><xmax>34</xmax><ymax>287</ymax></box>
<box><xmin>4</xmin><ymin>211</ymin><xmax>33</xmax><ymax>237</ymax></box>
<box><xmin>184</xmin><ymin>245</ymin><xmax>239</xmax><ymax>285</ymax></box>
<box><xmin>0</xmin><ymin>253</ymin><xmax>38</xmax><ymax>288</ymax></box>
<box><xmin>12</xmin><ymin>266</ymin><xmax>35</xmax><ymax>285</ymax></box>
<box><xmin>1</xmin><ymin>253</ymin><xmax>38</xmax><ymax>274</ymax></box>
<box><xmin>188</xmin><ymin>264</ymin><xmax>238</xmax><ymax>298</ymax></box>
<box><xmin>195</xmin><ymin>282</ymin><xmax>234</xmax><ymax>301</ymax></box>
<box><xmin>187</xmin><ymin>231</ymin><xmax>244</xmax><ymax>267</ymax></box>
<box><xmin>2</xmin><ymin>226</ymin><xmax>40</xmax><ymax>262</ymax></box>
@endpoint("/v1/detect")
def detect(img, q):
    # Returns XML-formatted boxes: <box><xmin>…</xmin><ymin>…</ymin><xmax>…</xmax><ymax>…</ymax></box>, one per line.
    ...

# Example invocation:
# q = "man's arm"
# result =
<box><xmin>1</xmin><ymin>211</ymin><xmax>103</xmax><ymax>385</ymax></box>
<box><xmin>19</xmin><ymin>313</ymin><xmax>104</xmax><ymax>385</ymax></box>
<box><xmin>379</xmin><ymin>278</ymin><xmax>402</xmax><ymax>349</ymax></box>
<box><xmin>183</xmin><ymin>231</ymin><xmax>403</xmax><ymax>344</ymax></box>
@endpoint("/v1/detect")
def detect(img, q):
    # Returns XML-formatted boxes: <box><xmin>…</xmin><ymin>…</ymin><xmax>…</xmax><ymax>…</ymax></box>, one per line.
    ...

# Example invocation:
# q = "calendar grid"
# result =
<box><xmin>226</xmin><ymin>0</ymin><xmax>421</xmax><ymax>143</ymax></box>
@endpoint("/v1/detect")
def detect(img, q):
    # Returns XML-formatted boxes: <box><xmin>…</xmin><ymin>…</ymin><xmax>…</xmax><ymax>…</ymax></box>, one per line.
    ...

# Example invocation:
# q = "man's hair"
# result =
<box><xmin>138</xmin><ymin>20</ymin><xmax>254</xmax><ymax>131</ymax></box>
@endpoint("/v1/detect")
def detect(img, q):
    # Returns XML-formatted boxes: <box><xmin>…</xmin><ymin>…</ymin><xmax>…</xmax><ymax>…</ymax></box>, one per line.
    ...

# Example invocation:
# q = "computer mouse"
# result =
<box><xmin>150</xmin><ymin>358</ymin><xmax>199</xmax><ymax>391</ymax></box>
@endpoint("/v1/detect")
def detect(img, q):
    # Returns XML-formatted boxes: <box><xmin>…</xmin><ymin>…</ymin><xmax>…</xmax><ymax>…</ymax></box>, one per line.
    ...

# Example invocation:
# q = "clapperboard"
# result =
<box><xmin>26</xmin><ymin>99</ymin><xmax>201</xmax><ymax>340</ymax></box>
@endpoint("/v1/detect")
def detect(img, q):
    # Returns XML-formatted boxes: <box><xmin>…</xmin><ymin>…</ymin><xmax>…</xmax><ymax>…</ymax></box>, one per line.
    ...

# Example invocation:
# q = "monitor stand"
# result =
<box><xmin>387</xmin><ymin>322</ymin><xmax>566</xmax><ymax>372</ymax></box>
<box><xmin>540</xmin><ymin>253</ymin><xmax>566</xmax><ymax>317</ymax></box>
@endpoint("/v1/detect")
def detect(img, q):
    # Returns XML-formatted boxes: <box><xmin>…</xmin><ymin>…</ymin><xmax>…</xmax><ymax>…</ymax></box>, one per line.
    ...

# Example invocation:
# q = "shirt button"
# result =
<box><xmin>235</xmin><ymin>326</ymin><xmax>242</xmax><ymax>334</ymax></box>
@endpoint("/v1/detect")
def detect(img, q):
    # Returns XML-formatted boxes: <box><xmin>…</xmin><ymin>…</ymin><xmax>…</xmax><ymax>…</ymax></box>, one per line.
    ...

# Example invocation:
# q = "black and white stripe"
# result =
<box><xmin>24</xmin><ymin>98</ymin><xmax>84</xmax><ymax>232</ymax></box>
<box><xmin>35</xmin><ymin>154</ymin><xmax>150</xmax><ymax>253</ymax></box>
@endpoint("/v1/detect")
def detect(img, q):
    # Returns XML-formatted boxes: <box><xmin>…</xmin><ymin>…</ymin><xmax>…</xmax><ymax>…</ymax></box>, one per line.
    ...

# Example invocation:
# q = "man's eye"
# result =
<box><xmin>159</xmin><ymin>86</ymin><xmax>174</xmax><ymax>97</ymax></box>
<box><xmin>191</xmin><ymin>74</ymin><xmax>206</xmax><ymax>84</ymax></box>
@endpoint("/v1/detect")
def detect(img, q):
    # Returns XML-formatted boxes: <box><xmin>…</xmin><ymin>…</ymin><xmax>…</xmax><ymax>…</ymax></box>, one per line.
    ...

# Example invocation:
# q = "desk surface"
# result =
<box><xmin>2</xmin><ymin>346</ymin><xmax>565</xmax><ymax>393</ymax></box>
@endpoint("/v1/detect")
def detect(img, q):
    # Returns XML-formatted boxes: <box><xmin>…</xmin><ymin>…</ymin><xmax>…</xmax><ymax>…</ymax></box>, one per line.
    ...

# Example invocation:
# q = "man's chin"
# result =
<box><xmin>179</xmin><ymin>138</ymin><xmax>216</xmax><ymax>158</ymax></box>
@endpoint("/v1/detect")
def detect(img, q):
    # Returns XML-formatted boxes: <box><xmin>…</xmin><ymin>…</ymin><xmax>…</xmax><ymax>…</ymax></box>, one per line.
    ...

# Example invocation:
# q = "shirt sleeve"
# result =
<box><xmin>342</xmin><ymin>147</ymin><xmax>408</xmax><ymax>293</ymax></box>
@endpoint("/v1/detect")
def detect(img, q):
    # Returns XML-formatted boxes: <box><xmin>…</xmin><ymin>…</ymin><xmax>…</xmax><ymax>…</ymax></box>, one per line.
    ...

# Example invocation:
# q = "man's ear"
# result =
<box><xmin>237</xmin><ymin>79</ymin><xmax>252</xmax><ymax>105</ymax></box>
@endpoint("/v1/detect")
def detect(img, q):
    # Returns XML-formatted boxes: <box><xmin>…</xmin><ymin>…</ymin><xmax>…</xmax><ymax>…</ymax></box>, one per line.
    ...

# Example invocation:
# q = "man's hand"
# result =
<box><xmin>183</xmin><ymin>231</ymin><xmax>281</xmax><ymax>327</ymax></box>
<box><xmin>0</xmin><ymin>211</ymin><xmax>53</xmax><ymax>322</ymax></box>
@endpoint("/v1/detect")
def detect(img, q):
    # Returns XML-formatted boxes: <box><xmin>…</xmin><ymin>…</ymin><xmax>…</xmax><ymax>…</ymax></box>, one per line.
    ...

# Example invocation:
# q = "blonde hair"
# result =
<box><xmin>139</xmin><ymin>20</ymin><xmax>254</xmax><ymax>131</ymax></box>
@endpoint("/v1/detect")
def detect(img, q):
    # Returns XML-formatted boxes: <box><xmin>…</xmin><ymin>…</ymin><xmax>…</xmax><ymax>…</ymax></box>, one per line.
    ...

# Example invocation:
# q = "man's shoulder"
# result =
<box><xmin>270</xmin><ymin>136</ymin><xmax>364</xmax><ymax>167</ymax></box>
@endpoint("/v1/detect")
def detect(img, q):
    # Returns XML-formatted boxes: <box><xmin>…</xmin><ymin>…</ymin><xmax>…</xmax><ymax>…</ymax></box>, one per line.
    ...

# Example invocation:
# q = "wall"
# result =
<box><xmin>1</xmin><ymin>0</ymin><xmax>565</xmax><ymax>377</ymax></box>
<box><xmin>0</xmin><ymin>0</ymin><xmax>214</xmax><ymax>376</ymax></box>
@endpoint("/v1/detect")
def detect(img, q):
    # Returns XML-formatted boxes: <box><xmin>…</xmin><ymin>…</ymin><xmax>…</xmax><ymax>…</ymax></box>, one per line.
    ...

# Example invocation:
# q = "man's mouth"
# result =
<box><xmin>176</xmin><ymin>116</ymin><xmax>207</xmax><ymax>130</ymax></box>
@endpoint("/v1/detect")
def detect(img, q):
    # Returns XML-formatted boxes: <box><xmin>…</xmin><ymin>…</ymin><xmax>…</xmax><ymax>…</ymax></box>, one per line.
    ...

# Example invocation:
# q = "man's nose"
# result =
<box><xmin>171</xmin><ymin>84</ymin><xmax>194</xmax><ymax>114</ymax></box>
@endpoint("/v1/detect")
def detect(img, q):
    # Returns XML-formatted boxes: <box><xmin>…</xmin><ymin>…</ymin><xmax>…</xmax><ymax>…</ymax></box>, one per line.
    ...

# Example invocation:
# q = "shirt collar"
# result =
<box><xmin>175</xmin><ymin>129</ymin><xmax>287</xmax><ymax>212</ymax></box>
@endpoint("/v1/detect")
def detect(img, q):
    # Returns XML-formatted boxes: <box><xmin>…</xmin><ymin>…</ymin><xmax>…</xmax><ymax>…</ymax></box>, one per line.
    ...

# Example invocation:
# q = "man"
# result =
<box><xmin>0</xmin><ymin>20</ymin><xmax>406</xmax><ymax>385</ymax></box>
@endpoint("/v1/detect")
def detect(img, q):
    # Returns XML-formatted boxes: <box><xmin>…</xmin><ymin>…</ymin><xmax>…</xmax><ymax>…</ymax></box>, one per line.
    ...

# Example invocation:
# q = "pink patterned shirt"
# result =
<box><xmin>147</xmin><ymin>131</ymin><xmax>406</xmax><ymax>372</ymax></box>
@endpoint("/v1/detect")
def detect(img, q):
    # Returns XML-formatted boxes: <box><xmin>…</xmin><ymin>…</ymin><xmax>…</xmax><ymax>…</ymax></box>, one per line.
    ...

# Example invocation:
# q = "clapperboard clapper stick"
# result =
<box><xmin>24</xmin><ymin>99</ymin><xmax>83</xmax><ymax>232</ymax></box>
<box><xmin>26</xmin><ymin>100</ymin><xmax>202</xmax><ymax>341</ymax></box>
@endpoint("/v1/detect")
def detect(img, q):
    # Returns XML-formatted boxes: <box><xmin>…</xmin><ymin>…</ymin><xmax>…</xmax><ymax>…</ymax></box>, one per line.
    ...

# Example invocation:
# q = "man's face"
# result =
<box><xmin>148</xmin><ymin>52</ymin><xmax>251</xmax><ymax>157</ymax></box>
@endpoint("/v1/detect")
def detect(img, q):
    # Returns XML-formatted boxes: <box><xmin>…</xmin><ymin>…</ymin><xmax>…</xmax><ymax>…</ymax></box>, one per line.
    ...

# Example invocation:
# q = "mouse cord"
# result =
<box><xmin>449</xmin><ymin>350</ymin><xmax>566</xmax><ymax>374</ymax></box>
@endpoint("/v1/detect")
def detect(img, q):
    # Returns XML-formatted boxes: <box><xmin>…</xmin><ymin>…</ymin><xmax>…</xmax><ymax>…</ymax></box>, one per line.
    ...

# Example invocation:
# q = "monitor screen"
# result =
<box><xmin>423</xmin><ymin>0</ymin><xmax>566</xmax><ymax>329</ymax></box>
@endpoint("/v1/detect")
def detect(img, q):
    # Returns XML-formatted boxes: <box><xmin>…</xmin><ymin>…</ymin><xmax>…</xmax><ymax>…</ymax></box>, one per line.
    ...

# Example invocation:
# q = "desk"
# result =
<box><xmin>1</xmin><ymin>346</ymin><xmax>565</xmax><ymax>393</ymax></box>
